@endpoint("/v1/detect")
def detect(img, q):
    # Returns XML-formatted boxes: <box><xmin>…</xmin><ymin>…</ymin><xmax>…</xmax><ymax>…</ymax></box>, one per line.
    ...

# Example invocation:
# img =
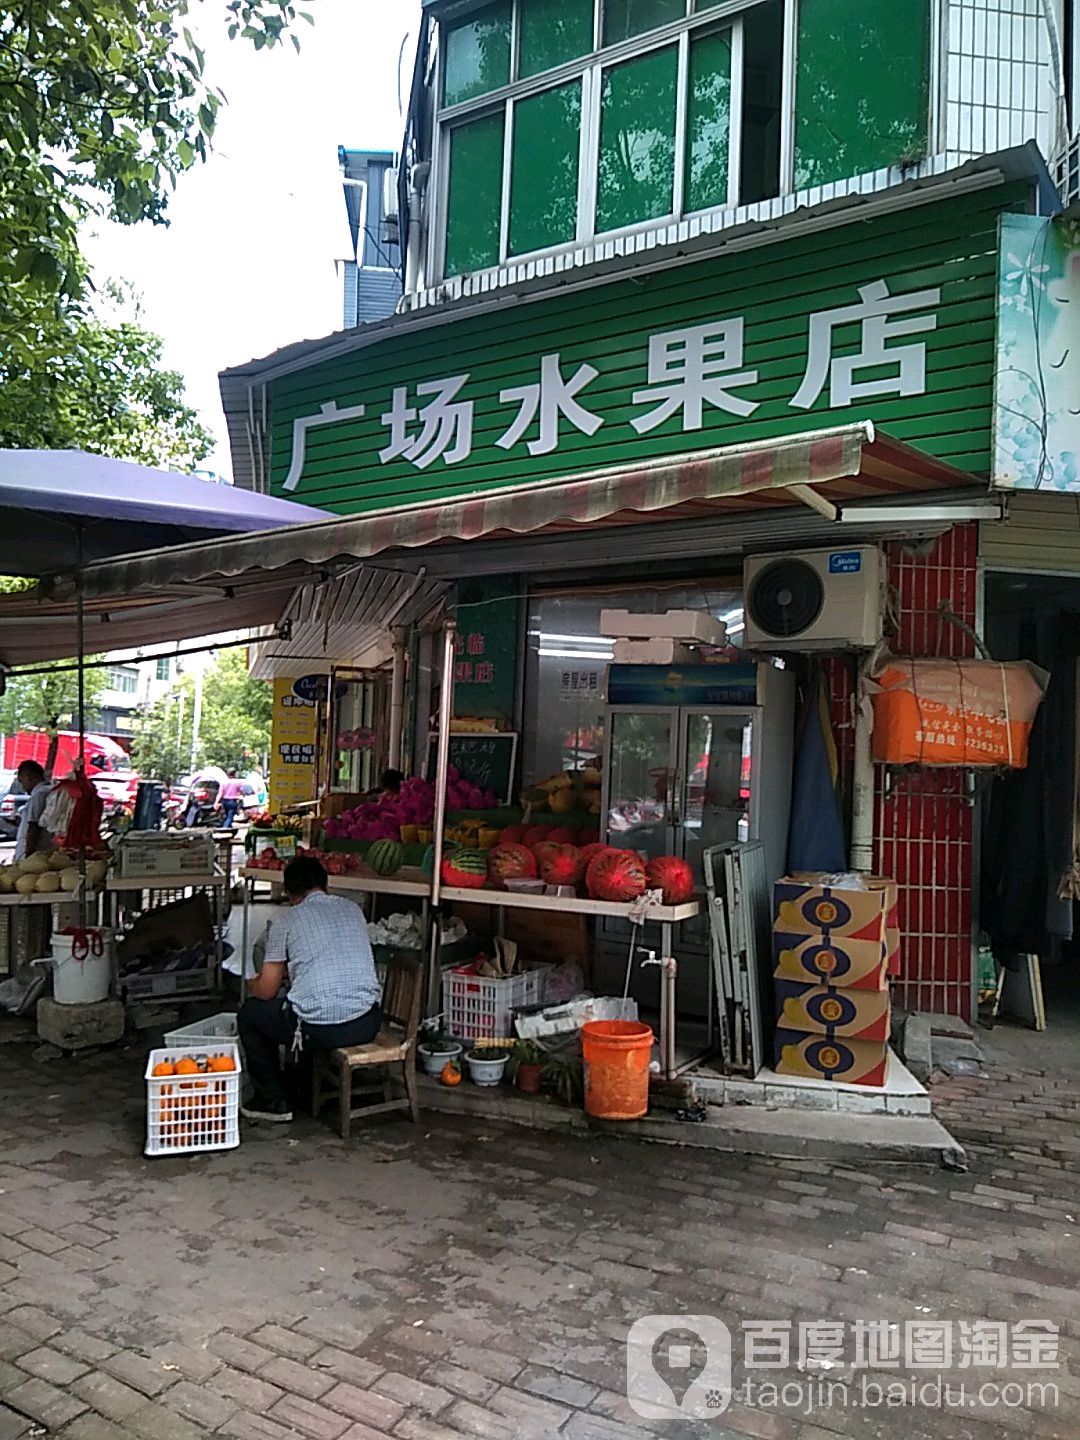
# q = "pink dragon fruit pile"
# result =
<box><xmin>322</xmin><ymin>768</ymin><xmax>497</xmax><ymax>842</ymax></box>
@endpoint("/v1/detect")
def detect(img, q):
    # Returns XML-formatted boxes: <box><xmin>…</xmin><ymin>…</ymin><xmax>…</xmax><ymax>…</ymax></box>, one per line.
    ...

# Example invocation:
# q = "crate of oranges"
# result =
<box><xmin>145</xmin><ymin>1042</ymin><xmax>241</xmax><ymax>1157</ymax></box>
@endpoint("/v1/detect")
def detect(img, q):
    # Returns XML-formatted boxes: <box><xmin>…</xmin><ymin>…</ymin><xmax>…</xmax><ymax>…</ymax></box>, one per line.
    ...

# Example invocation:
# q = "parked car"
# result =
<box><xmin>0</xmin><ymin>772</ymin><xmax>28</xmax><ymax>842</ymax></box>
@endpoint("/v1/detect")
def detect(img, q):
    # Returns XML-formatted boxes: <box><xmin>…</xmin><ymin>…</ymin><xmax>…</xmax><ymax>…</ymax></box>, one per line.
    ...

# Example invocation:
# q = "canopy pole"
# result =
<box><xmin>425</xmin><ymin>618</ymin><xmax>456</xmax><ymax>1015</ymax></box>
<box><xmin>76</xmin><ymin>526</ymin><xmax>87</xmax><ymax>929</ymax></box>
<box><xmin>388</xmin><ymin>629</ymin><xmax>407</xmax><ymax>772</ymax></box>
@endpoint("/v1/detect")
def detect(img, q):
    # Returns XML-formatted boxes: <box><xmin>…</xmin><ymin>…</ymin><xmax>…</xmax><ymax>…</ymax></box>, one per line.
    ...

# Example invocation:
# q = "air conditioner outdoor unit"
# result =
<box><xmin>743</xmin><ymin>546</ymin><xmax>885</xmax><ymax>651</ymax></box>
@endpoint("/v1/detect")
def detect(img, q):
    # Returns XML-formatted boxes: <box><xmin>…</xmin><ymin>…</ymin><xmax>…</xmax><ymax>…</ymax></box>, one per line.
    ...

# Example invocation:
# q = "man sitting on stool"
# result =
<box><xmin>238</xmin><ymin>855</ymin><xmax>382</xmax><ymax>1122</ymax></box>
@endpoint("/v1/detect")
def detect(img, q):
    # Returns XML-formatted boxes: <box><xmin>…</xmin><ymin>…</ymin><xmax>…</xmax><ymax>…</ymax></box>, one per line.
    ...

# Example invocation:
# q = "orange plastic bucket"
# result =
<box><xmin>581</xmin><ymin>1020</ymin><xmax>654</xmax><ymax>1120</ymax></box>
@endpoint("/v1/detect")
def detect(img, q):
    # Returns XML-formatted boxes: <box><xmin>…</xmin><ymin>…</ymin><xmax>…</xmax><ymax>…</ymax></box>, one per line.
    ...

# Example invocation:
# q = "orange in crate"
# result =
<box><xmin>145</xmin><ymin>1042</ymin><xmax>241</xmax><ymax>1156</ymax></box>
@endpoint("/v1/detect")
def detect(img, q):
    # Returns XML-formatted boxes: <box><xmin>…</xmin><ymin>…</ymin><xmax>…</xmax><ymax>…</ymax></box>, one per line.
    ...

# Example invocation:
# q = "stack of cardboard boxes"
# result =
<box><xmin>771</xmin><ymin>873</ymin><xmax>900</xmax><ymax>1087</ymax></box>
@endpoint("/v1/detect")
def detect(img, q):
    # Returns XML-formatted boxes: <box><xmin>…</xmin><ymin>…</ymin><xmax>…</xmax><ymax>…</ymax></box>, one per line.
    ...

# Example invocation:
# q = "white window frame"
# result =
<box><xmin>434</xmin><ymin>0</ymin><xmax>789</xmax><ymax>282</ymax></box>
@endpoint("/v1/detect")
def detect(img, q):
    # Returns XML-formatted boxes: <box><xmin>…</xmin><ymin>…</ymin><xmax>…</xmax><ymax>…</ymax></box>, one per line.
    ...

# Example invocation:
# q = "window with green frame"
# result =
<box><xmin>437</xmin><ymin>0</ymin><xmax>785</xmax><ymax>279</ymax></box>
<box><xmin>794</xmin><ymin>0</ymin><xmax>931</xmax><ymax>188</ymax></box>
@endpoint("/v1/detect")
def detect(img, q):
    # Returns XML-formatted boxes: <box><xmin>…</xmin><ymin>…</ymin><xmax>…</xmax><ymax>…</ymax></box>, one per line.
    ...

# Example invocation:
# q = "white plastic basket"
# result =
<box><xmin>145</xmin><ymin>1041</ymin><xmax>241</xmax><ymax>1157</ymax></box>
<box><xmin>163</xmin><ymin>1011</ymin><xmax>238</xmax><ymax>1048</ymax></box>
<box><xmin>442</xmin><ymin>964</ymin><xmax>545</xmax><ymax>1042</ymax></box>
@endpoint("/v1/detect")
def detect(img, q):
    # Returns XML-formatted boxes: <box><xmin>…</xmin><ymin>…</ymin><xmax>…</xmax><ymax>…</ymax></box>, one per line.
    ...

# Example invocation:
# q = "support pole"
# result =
<box><xmin>388</xmin><ymin>629</ymin><xmax>407</xmax><ymax>772</ymax></box>
<box><xmin>425</xmin><ymin>619</ymin><xmax>456</xmax><ymax>1015</ymax></box>
<box><xmin>851</xmin><ymin>656</ymin><xmax>875</xmax><ymax>873</ymax></box>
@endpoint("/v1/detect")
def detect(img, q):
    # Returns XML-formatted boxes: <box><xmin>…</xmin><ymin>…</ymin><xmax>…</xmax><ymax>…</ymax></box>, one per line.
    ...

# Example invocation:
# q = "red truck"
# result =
<box><xmin>2</xmin><ymin>731</ymin><xmax>140</xmax><ymax>813</ymax></box>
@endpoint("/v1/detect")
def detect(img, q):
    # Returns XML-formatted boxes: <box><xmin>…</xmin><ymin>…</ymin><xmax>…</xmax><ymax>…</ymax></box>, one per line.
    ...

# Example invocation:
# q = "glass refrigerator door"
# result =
<box><xmin>603</xmin><ymin>707</ymin><xmax>676</xmax><ymax>860</ymax></box>
<box><xmin>678</xmin><ymin>710</ymin><xmax>757</xmax><ymax>885</ymax></box>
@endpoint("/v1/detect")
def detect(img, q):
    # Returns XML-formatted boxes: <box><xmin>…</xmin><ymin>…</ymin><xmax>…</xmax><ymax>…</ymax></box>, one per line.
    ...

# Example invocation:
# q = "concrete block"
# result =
<box><xmin>36</xmin><ymin>997</ymin><xmax>123</xmax><ymax>1052</ymax></box>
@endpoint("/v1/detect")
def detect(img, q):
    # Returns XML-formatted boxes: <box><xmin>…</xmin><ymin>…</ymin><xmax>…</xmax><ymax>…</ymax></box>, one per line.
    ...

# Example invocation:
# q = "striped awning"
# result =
<box><xmin>49</xmin><ymin>422</ymin><xmax>977</xmax><ymax>602</ymax></box>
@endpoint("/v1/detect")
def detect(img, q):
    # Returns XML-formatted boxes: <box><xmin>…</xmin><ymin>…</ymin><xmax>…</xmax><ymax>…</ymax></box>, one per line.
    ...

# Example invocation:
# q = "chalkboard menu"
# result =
<box><xmin>426</xmin><ymin>732</ymin><xmax>518</xmax><ymax>804</ymax></box>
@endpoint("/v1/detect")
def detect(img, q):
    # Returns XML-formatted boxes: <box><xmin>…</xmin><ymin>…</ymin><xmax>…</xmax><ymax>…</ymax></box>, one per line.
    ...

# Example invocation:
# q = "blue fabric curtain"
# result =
<box><xmin>787</xmin><ymin>666</ymin><xmax>848</xmax><ymax>873</ymax></box>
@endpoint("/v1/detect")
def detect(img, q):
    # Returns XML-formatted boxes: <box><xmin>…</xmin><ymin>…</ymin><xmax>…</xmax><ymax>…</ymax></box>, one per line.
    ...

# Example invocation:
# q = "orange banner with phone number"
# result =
<box><xmin>868</xmin><ymin>658</ymin><xmax>1048</xmax><ymax>769</ymax></box>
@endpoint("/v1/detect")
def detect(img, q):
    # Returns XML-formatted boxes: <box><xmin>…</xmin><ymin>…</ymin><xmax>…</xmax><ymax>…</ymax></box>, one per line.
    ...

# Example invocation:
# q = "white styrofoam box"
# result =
<box><xmin>163</xmin><ymin>1011</ymin><xmax>238</xmax><ymax>1048</ymax></box>
<box><xmin>145</xmin><ymin>1040</ymin><xmax>241</xmax><ymax>1156</ymax></box>
<box><xmin>612</xmin><ymin>638</ymin><xmax>701</xmax><ymax>665</ymax></box>
<box><xmin>600</xmin><ymin>608</ymin><xmax>728</xmax><ymax>644</ymax></box>
<box><xmin>118</xmin><ymin>831</ymin><xmax>216</xmax><ymax>879</ymax></box>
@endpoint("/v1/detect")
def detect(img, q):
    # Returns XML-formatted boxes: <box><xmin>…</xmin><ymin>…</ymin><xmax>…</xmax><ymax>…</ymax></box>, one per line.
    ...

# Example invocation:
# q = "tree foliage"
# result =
<box><xmin>1</xmin><ymin>1</ymin><xmax>312</xmax><ymax>362</ymax></box>
<box><xmin>0</xmin><ymin>662</ymin><xmax>107</xmax><ymax>744</ymax></box>
<box><xmin>132</xmin><ymin>648</ymin><xmax>271</xmax><ymax>780</ymax></box>
<box><xmin>0</xmin><ymin>282</ymin><xmax>213</xmax><ymax>465</ymax></box>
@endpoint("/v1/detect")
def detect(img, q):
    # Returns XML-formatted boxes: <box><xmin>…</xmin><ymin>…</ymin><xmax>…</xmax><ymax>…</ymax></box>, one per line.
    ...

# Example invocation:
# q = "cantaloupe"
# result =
<box><xmin>15</xmin><ymin>875</ymin><xmax>38</xmax><ymax>895</ymax></box>
<box><xmin>35</xmin><ymin>872</ymin><xmax>60</xmax><ymax>894</ymax></box>
<box><xmin>21</xmin><ymin>853</ymin><xmax>49</xmax><ymax>875</ymax></box>
<box><xmin>84</xmin><ymin>860</ymin><xmax>108</xmax><ymax>885</ymax></box>
<box><xmin>60</xmin><ymin>870</ymin><xmax>80</xmax><ymax>892</ymax></box>
<box><xmin>48</xmin><ymin>851</ymin><xmax>72</xmax><ymax>872</ymax></box>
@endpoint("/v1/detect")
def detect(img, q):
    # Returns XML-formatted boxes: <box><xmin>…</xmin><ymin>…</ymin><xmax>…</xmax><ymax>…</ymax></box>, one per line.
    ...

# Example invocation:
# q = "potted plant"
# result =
<box><xmin>417</xmin><ymin>1030</ymin><xmax>463</xmax><ymax>1077</ymax></box>
<box><xmin>465</xmin><ymin>1046</ymin><xmax>511</xmax><ymax>1086</ymax></box>
<box><xmin>510</xmin><ymin>1039</ymin><xmax>545</xmax><ymax>1094</ymax></box>
<box><xmin>541</xmin><ymin>1053</ymin><xmax>585</xmax><ymax>1107</ymax></box>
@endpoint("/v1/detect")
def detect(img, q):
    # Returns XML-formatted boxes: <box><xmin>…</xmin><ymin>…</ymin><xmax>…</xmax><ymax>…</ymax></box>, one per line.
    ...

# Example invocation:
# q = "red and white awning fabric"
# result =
<box><xmin>49</xmin><ymin>421</ymin><xmax>978</xmax><ymax>602</ymax></box>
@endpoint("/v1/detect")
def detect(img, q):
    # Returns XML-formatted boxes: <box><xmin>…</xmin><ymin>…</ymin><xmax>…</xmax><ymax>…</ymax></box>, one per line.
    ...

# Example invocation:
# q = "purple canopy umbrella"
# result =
<box><xmin>0</xmin><ymin>449</ymin><xmax>327</xmax><ymax>575</ymax></box>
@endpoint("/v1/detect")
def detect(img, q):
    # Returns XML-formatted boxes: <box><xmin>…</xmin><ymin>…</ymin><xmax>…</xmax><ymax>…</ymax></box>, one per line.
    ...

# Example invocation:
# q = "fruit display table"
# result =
<box><xmin>106</xmin><ymin>871</ymin><xmax>230</xmax><ymax>999</ymax></box>
<box><xmin>237</xmin><ymin>866</ymin><xmax>432</xmax><ymax>986</ymax></box>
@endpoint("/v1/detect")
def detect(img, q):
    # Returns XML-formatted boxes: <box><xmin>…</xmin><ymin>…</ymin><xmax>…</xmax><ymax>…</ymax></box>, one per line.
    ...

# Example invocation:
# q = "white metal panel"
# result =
<box><xmin>981</xmin><ymin>490</ymin><xmax>1080</xmax><ymax>573</ymax></box>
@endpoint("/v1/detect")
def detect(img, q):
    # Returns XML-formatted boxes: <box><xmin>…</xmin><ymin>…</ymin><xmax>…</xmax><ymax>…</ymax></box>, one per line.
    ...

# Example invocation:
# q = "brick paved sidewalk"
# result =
<box><xmin>0</xmin><ymin>1017</ymin><xmax>1073</xmax><ymax>1440</ymax></box>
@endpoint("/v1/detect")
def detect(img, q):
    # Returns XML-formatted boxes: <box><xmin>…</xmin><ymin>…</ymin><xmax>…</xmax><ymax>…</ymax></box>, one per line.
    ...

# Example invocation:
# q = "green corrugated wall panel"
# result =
<box><xmin>269</xmin><ymin>185</ymin><xmax>1027</xmax><ymax>514</ymax></box>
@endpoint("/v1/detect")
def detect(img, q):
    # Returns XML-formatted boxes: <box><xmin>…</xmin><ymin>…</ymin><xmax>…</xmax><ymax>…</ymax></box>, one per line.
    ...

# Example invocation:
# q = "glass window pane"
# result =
<box><xmin>795</xmin><ymin>0</ymin><xmax>930</xmax><ymax>189</ymax></box>
<box><xmin>443</xmin><ymin>2</ymin><xmax>511</xmax><ymax>107</ymax></box>
<box><xmin>445</xmin><ymin>112</ymin><xmax>505</xmax><ymax>276</ymax></box>
<box><xmin>597</xmin><ymin>46</ymin><xmax>678</xmax><ymax>233</ymax></box>
<box><xmin>509</xmin><ymin>83</ymin><xmax>582</xmax><ymax>255</ymax></box>
<box><xmin>520</xmin><ymin>0</ymin><xmax>594</xmax><ymax>78</ymax></box>
<box><xmin>603</xmin><ymin>0</ymin><xmax>686</xmax><ymax>46</ymax></box>
<box><xmin>685</xmin><ymin>29</ymin><xmax>731</xmax><ymax>212</ymax></box>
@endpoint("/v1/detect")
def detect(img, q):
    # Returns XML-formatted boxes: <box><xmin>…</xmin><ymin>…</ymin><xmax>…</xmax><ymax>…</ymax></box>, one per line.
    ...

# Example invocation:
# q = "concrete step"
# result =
<box><xmin>416</xmin><ymin>1074</ymin><xmax>965</xmax><ymax>1168</ymax></box>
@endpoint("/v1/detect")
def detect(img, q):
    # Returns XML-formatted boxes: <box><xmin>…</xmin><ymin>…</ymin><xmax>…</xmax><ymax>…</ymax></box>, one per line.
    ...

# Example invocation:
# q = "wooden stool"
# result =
<box><xmin>311</xmin><ymin>953</ymin><xmax>422</xmax><ymax>1140</ymax></box>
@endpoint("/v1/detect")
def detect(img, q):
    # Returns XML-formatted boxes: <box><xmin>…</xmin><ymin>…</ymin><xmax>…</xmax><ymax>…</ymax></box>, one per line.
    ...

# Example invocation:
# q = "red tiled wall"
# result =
<box><xmin>826</xmin><ymin>526</ymin><xmax>978</xmax><ymax>1020</ymax></box>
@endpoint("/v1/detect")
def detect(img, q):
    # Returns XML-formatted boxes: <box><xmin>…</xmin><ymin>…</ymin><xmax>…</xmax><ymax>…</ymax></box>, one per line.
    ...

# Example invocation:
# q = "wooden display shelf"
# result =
<box><xmin>439</xmin><ymin>886</ymin><xmax>701</xmax><ymax>923</ymax></box>
<box><xmin>238</xmin><ymin>866</ymin><xmax>430</xmax><ymax>899</ymax></box>
<box><xmin>0</xmin><ymin>880</ymin><xmax>94</xmax><ymax>907</ymax></box>
<box><xmin>107</xmin><ymin>871</ymin><xmax>228</xmax><ymax>893</ymax></box>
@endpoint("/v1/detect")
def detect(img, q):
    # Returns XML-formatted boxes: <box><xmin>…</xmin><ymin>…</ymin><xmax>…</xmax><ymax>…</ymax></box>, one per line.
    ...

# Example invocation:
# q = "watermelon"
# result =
<box><xmin>522</xmin><ymin>825</ymin><xmax>552</xmax><ymax>846</ymax></box>
<box><xmin>645</xmin><ymin>855</ymin><xmax>695</xmax><ymax>905</ymax></box>
<box><xmin>441</xmin><ymin>848</ymin><xmax>489</xmax><ymax>889</ymax></box>
<box><xmin>545</xmin><ymin>826</ymin><xmax>579</xmax><ymax>845</ymax></box>
<box><xmin>420</xmin><ymin>844</ymin><xmax>436</xmax><ymax>878</ymax></box>
<box><xmin>579</xmin><ymin>829</ymin><xmax>600</xmax><ymax>847</ymax></box>
<box><xmin>531</xmin><ymin>840</ymin><xmax>563</xmax><ymax>868</ymax></box>
<box><xmin>498</xmin><ymin>824</ymin><xmax>527</xmax><ymax>845</ymax></box>
<box><xmin>578</xmin><ymin>842</ymin><xmax>611</xmax><ymax>869</ymax></box>
<box><xmin>539</xmin><ymin>844</ymin><xmax>585</xmax><ymax>887</ymax></box>
<box><xmin>367</xmin><ymin>839</ymin><xmax>405</xmax><ymax>876</ymax></box>
<box><xmin>587</xmin><ymin>848</ymin><xmax>647</xmax><ymax>902</ymax></box>
<box><xmin>487</xmin><ymin>843</ymin><xmax>538</xmax><ymax>883</ymax></box>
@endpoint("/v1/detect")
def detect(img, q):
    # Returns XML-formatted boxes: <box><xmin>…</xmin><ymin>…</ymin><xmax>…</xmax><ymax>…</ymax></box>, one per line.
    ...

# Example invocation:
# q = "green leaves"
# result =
<box><xmin>1</xmin><ymin>0</ymin><xmax>309</xmax><ymax>356</ymax></box>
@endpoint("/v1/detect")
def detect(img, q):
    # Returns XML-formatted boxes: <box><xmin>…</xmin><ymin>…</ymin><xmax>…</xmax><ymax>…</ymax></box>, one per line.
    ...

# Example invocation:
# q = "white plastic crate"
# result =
<box><xmin>163</xmin><ymin>1011</ymin><xmax>238</xmax><ymax>1048</ymax></box>
<box><xmin>442</xmin><ymin>964</ymin><xmax>545</xmax><ymax>1041</ymax></box>
<box><xmin>145</xmin><ymin>1040</ymin><xmax>241</xmax><ymax>1157</ymax></box>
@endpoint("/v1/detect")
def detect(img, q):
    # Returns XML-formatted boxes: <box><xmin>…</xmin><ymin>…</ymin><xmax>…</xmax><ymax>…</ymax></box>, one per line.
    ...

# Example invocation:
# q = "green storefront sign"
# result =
<box><xmin>271</xmin><ymin>185</ymin><xmax>1022</xmax><ymax>513</ymax></box>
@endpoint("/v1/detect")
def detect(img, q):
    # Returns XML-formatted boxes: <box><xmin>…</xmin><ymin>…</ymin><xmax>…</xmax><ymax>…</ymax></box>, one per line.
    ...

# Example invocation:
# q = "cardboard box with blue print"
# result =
<box><xmin>773</xmin><ymin>874</ymin><xmax>898</xmax><ymax>945</ymax></box>
<box><xmin>773</xmin><ymin>931</ymin><xmax>892</xmax><ymax>990</ymax></box>
<box><xmin>774</xmin><ymin>981</ymin><xmax>891</xmax><ymax>1042</ymax></box>
<box><xmin>773</xmin><ymin>1030</ymin><xmax>890</xmax><ymax>1088</ymax></box>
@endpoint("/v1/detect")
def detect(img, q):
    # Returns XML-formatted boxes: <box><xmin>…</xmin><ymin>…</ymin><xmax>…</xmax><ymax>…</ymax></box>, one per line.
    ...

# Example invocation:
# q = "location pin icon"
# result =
<box><xmin>651</xmin><ymin>1327</ymin><xmax>708</xmax><ymax>1409</ymax></box>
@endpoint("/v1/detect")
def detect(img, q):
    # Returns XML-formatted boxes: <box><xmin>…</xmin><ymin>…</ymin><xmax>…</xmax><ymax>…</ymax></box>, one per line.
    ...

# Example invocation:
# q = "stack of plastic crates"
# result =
<box><xmin>442</xmin><ymin>963</ymin><xmax>544</xmax><ymax>1042</ymax></box>
<box><xmin>145</xmin><ymin>1040</ymin><xmax>241</xmax><ymax>1156</ymax></box>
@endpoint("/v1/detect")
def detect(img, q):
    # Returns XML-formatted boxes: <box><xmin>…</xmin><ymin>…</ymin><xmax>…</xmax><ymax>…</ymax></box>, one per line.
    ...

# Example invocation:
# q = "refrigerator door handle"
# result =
<box><xmin>669</xmin><ymin>769</ymin><xmax>682</xmax><ymax>828</ymax></box>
